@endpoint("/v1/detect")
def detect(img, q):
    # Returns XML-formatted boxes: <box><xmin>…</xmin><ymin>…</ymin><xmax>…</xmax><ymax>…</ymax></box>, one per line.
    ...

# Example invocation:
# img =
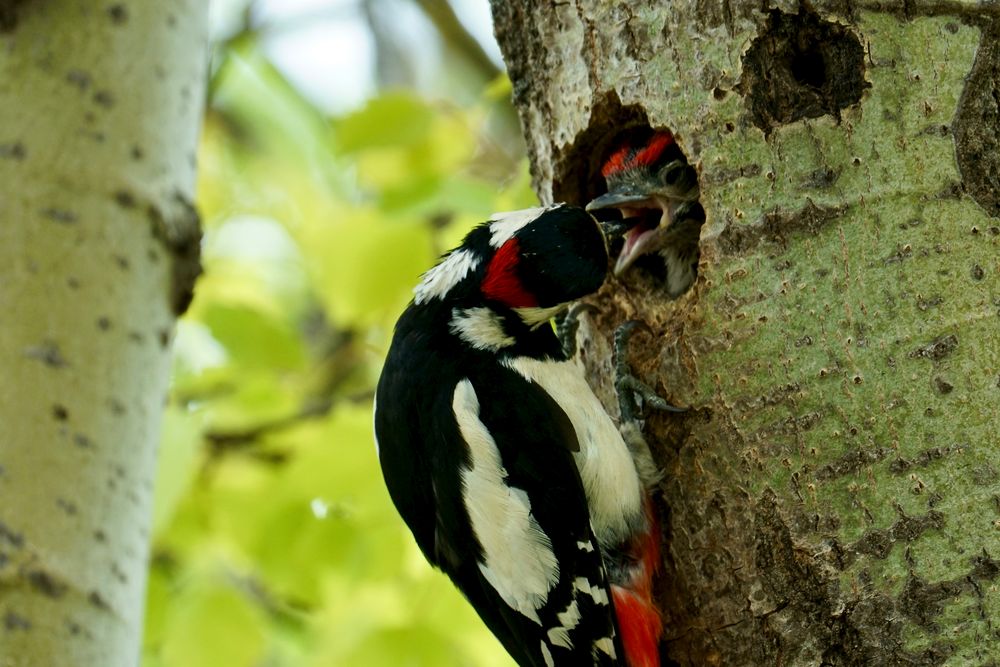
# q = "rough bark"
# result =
<box><xmin>491</xmin><ymin>1</ymin><xmax>1000</xmax><ymax>665</ymax></box>
<box><xmin>0</xmin><ymin>2</ymin><xmax>206</xmax><ymax>665</ymax></box>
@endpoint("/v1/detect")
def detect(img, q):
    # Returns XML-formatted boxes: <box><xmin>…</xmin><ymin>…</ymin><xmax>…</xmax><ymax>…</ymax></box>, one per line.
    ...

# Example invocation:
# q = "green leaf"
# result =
<box><xmin>203</xmin><ymin>373</ymin><xmax>301</xmax><ymax>434</ymax></box>
<box><xmin>300</xmin><ymin>210</ymin><xmax>434</xmax><ymax>328</ymax></box>
<box><xmin>161</xmin><ymin>582</ymin><xmax>268</xmax><ymax>667</ymax></box>
<box><xmin>336</xmin><ymin>93</ymin><xmax>436</xmax><ymax>153</ymax></box>
<box><xmin>201</xmin><ymin>303</ymin><xmax>305</xmax><ymax>371</ymax></box>
<box><xmin>341</xmin><ymin>626</ymin><xmax>467</xmax><ymax>667</ymax></box>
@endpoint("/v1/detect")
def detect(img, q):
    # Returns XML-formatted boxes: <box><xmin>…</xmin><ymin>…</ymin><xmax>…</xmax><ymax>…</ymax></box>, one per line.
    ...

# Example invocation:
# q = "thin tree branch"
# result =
<box><xmin>411</xmin><ymin>0</ymin><xmax>502</xmax><ymax>83</ymax></box>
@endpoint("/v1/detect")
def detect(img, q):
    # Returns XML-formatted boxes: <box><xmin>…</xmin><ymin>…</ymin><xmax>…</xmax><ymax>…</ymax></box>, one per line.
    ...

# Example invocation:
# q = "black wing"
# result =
<box><xmin>450</xmin><ymin>370</ymin><xmax>625</xmax><ymax>667</ymax></box>
<box><xmin>376</xmin><ymin>329</ymin><xmax>623</xmax><ymax>666</ymax></box>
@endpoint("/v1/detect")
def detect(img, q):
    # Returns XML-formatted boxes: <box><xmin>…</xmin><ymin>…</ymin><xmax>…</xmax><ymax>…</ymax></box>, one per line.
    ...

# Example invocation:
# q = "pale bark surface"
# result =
<box><xmin>0</xmin><ymin>2</ymin><xmax>206</xmax><ymax>665</ymax></box>
<box><xmin>492</xmin><ymin>1</ymin><xmax>999</xmax><ymax>665</ymax></box>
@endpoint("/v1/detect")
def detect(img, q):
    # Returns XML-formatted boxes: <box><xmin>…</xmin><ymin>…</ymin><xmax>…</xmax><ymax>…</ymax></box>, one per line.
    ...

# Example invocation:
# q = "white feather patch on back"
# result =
<box><xmin>488</xmin><ymin>205</ymin><xmax>558</xmax><ymax>248</ymax></box>
<box><xmin>414</xmin><ymin>248</ymin><xmax>480</xmax><ymax>304</ymax></box>
<box><xmin>453</xmin><ymin>379</ymin><xmax>560</xmax><ymax>624</ymax></box>
<box><xmin>504</xmin><ymin>357</ymin><xmax>643</xmax><ymax>547</ymax></box>
<box><xmin>449</xmin><ymin>307</ymin><xmax>515</xmax><ymax>350</ymax></box>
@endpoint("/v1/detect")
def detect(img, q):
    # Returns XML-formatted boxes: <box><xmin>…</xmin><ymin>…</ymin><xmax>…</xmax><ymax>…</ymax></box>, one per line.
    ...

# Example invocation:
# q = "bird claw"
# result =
<box><xmin>614</xmin><ymin>320</ymin><xmax>687</xmax><ymax>422</ymax></box>
<box><xmin>558</xmin><ymin>303</ymin><xmax>599</xmax><ymax>358</ymax></box>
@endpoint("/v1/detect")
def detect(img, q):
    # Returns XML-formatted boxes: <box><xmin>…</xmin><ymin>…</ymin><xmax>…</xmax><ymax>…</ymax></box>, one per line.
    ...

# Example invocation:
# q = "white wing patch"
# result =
<box><xmin>573</xmin><ymin>577</ymin><xmax>610</xmax><ymax>606</ymax></box>
<box><xmin>449</xmin><ymin>307</ymin><xmax>515</xmax><ymax>350</ymax></box>
<box><xmin>453</xmin><ymin>379</ymin><xmax>559</xmax><ymax>624</ymax></box>
<box><xmin>540</xmin><ymin>641</ymin><xmax>555</xmax><ymax>667</ymax></box>
<box><xmin>594</xmin><ymin>637</ymin><xmax>617</xmax><ymax>659</ymax></box>
<box><xmin>488</xmin><ymin>205</ymin><xmax>559</xmax><ymax>248</ymax></box>
<box><xmin>577</xmin><ymin>540</ymin><xmax>595</xmax><ymax>553</ymax></box>
<box><xmin>547</xmin><ymin>598</ymin><xmax>582</xmax><ymax>649</ymax></box>
<box><xmin>414</xmin><ymin>248</ymin><xmax>480</xmax><ymax>304</ymax></box>
<box><xmin>504</xmin><ymin>356</ymin><xmax>643</xmax><ymax>546</ymax></box>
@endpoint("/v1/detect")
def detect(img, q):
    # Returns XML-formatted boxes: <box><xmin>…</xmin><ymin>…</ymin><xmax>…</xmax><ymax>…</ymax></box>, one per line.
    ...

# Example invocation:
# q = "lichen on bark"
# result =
<box><xmin>491</xmin><ymin>1</ymin><xmax>1000</xmax><ymax>664</ymax></box>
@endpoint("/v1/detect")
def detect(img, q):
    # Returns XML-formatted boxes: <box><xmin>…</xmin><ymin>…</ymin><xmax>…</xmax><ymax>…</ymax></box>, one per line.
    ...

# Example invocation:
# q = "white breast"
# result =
<box><xmin>504</xmin><ymin>357</ymin><xmax>643</xmax><ymax>545</ymax></box>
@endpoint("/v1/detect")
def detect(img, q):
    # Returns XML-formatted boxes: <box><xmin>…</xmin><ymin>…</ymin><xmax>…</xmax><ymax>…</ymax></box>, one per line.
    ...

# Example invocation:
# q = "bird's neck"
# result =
<box><xmin>446</xmin><ymin>302</ymin><xmax>565</xmax><ymax>361</ymax></box>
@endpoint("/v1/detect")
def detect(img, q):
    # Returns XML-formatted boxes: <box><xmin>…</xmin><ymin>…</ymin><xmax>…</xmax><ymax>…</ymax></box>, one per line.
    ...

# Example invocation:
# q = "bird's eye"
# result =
<box><xmin>658</xmin><ymin>160</ymin><xmax>685</xmax><ymax>185</ymax></box>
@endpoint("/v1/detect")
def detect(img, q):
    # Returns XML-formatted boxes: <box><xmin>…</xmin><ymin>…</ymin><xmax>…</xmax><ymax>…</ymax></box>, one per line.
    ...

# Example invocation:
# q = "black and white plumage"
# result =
<box><xmin>375</xmin><ymin>205</ymin><xmax>659</xmax><ymax>667</ymax></box>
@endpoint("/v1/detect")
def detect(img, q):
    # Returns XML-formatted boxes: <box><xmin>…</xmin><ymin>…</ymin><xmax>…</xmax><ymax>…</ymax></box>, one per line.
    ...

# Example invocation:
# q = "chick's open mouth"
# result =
<box><xmin>614</xmin><ymin>205</ymin><xmax>668</xmax><ymax>276</ymax></box>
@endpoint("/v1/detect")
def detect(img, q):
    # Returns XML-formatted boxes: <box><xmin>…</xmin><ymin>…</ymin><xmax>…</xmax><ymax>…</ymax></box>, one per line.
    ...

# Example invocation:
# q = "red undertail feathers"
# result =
<box><xmin>612</xmin><ymin>498</ymin><xmax>663</xmax><ymax>667</ymax></box>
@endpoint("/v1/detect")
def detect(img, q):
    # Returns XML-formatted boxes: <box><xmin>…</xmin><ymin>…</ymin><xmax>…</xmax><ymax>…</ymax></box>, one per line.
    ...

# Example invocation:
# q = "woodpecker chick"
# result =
<box><xmin>587</xmin><ymin>131</ymin><xmax>703</xmax><ymax>298</ymax></box>
<box><xmin>375</xmin><ymin>205</ymin><xmax>663</xmax><ymax>667</ymax></box>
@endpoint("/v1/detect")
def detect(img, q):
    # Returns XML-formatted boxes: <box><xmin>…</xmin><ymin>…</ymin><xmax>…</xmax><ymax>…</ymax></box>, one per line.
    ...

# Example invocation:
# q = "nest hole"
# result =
<box><xmin>740</xmin><ymin>4</ymin><xmax>868</xmax><ymax>135</ymax></box>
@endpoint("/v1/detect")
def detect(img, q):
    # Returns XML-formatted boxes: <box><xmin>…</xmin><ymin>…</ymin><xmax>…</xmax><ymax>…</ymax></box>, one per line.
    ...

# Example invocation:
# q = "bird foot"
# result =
<box><xmin>557</xmin><ymin>303</ymin><xmax>599</xmax><ymax>358</ymax></box>
<box><xmin>613</xmin><ymin>320</ymin><xmax>687</xmax><ymax>422</ymax></box>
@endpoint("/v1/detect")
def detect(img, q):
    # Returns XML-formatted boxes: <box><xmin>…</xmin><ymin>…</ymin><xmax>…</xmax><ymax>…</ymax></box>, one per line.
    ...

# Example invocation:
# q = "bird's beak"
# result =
<box><xmin>590</xmin><ymin>189</ymin><xmax>657</xmax><ymax>242</ymax></box>
<box><xmin>596</xmin><ymin>217</ymin><xmax>634</xmax><ymax>239</ymax></box>
<box><xmin>587</xmin><ymin>185</ymin><xmax>669</xmax><ymax>277</ymax></box>
<box><xmin>585</xmin><ymin>190</ymin><xmax>657</xmax><ymax>213</ymax></box>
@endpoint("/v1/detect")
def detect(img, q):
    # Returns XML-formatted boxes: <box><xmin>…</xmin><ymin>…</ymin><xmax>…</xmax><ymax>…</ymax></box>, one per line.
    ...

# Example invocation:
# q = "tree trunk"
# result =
<box><xmin>491</xmin><ymin>2</ymin><xmax>1000</xmax><ymax>664</ymax></box>
<box><xmin>0</xmin><ymin>2</ymin><xmax>206</xmax><ymax>665</ymax></box>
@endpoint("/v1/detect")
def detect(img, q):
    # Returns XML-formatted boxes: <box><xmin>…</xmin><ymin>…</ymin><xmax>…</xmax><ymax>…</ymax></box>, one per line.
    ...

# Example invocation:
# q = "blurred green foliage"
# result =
<box><xmin>143</xmin><ymin>34</ymin><xmax>532</xmax><ymax>667</ymax></box>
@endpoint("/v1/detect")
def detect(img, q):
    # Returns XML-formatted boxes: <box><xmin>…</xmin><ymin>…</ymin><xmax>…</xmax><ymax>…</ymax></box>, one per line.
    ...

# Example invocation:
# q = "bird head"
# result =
<box><xmin>479</xmin><ymin>205</ymin><xmax>608</xmax><ymax>325</ymax></box>
<box><xmin>414</xmin><ymin>205</ymin><xmax>609</xmax><ymax>328</ymax></box>
<box><xmin>586</xmin><ymin>131</ymin><xmax>701</xmax><ymax>276</ymax></box>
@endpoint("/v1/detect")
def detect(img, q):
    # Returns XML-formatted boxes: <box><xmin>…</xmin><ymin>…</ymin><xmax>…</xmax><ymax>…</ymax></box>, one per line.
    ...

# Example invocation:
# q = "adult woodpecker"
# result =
<box><xmin>587</xmin><ymin>131</ymin><xmax>704</xmax><ymax>298</ymax></box>
<box><xmin>375</xmin><ymin>205</ymin><xmax>663</xmax><ymax>667</ymax></box>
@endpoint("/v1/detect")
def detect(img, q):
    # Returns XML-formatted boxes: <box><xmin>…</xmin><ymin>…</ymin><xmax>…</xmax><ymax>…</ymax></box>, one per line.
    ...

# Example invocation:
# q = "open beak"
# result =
<box><xmin>586</xmin><ymin>190</ymin><xmax>658</xmax><ymax>213</ymax></box>
<box><xmin>588</xmin><ymin>188</ymin><xmax>673</xmax><ymax>277</ymax></box>
<box><xmin>589</xmin><ymin>157</ymin><xmax>702</xmax><ymax>276</ymax></box>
